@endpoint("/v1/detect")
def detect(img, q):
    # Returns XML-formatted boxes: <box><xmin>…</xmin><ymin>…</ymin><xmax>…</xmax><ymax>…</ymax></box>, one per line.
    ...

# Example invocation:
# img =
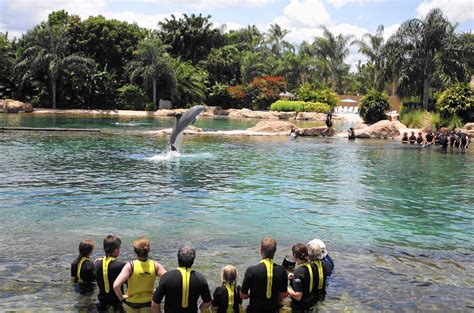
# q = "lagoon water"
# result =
<box><xmin>0</xmin><ymin>114</ymin><xmax>473</xmax><ymax>311</ymax></box>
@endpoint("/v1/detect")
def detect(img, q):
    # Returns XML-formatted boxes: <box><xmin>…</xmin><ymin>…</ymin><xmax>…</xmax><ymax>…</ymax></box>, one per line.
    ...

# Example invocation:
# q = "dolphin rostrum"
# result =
<box><xmin>169</xmin><ymin>105</ymin><xmax>207</xmax><ymax>151</ymax></box>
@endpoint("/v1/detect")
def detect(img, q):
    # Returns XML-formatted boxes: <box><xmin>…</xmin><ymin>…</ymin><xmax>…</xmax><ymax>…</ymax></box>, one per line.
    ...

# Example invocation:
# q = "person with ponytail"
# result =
<box><xmin>71</xmin><ymin>239</ymin><xmax>96</xmax><ymax>295</ymax></box>
<box><xmin>287</xmin><ymin>243</ymin><xmax>317</xmax><ymax>312</ymax></box>
<box><xmin>113</xmin><ymin>237</ymin><xmax>166</xmax><ymax>312</ymax></box>
<box><xmin>212</xmin><ymin>265</ymin><xmax>242</xmax><ymax>313</ymax></box>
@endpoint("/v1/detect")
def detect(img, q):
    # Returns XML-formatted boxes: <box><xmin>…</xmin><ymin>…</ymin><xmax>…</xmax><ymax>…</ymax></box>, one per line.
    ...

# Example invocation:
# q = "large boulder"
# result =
<box><xmin>355</xmin><ymin>120</ymin><xmax>402</xmax><ymax>139</ymax></box>
<box><xmin>298</xmin><ymin>126</ymin><xmax>335</xmax><ymax>136</ymax></box>
<box><xmin>296</xmin><ymin>112</ymin><xmax>326</xmax><ymax>121</ymax></box>
<box><xmin>247</xmin><ymin>121</ymin><xmax>296</xmax><ymax>132</ymax></box>
<box><xmin>0</xmin><ymin>99</ymin><xmax>33</xmax><ymax>113</ymax></box>
<box><xmin>465</xmin><ymin>122</ymin><xmax>474</xmax><ymax>131</ymax></box>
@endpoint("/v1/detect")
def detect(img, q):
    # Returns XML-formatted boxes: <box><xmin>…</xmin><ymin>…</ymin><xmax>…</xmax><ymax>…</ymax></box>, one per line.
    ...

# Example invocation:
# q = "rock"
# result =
<box><xmin>247</xmin><ymin>121</ymin><xmax>296</xmax><ymax>132</ymax></box>
<box><xmin>392</xmin><ymin>121</ymin><xmax>407</xmax><ymax>130</ymax></box>
<box><xmin>355</xmin><ymin>123</ymin><xmax>369</xmax><ymax>130</ymax></box>
<box><xmin>465</xmin><ymin>122</ymin><xmax>474</xmax><ymax>131</ymax></box>
<box><xmin>299</xmin><ymin>126</ymin><xmax>335</xmax><ymax>136</ymax></box>
<box><xmin>355</xmin><ymin>129</ymin><xmax>371</xmax><ymax>138</ymax></box>
<box><xmin>296</xmin><ymin>112</ymin><xmax>326</xmax><ymax>121</ymax></box>
<box><xmin>153</xmin><ymin>109</ymin><xmax>186</xmax><ymax>117</ymax></box>
<box><xmin>0</xmin><ymin>99</ymin><xmax>33</xmax><ymax>113</ymax></box>
<box><xmin>365</xmin><ymin>120</ymin><xmax>401</xmax><ymax>138</ymax></box>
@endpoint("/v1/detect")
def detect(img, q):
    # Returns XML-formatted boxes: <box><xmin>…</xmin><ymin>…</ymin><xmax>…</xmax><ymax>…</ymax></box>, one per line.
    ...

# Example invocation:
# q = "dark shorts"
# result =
<box><xmin>97</xmin><ymin>299</ymin><xmax>124</xmax><ymax>312</ymax></box>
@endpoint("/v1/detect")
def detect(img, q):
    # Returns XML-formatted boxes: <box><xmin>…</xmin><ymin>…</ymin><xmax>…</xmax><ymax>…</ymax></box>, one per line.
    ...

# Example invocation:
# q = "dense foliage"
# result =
<box><xmin>270</xmin><ymin>100</ymin><xmax>330</xmax><ymax>113</ymax></box>
<box><xmin>436</xmin><ymin>83</ymin><xmax>473</xmax><ymax>122</ymax></box>
<box><xmin>0</xmin><ymin>8</ymin><xmax>472</xmax><ymax>113</ymax></box>
<box><xmin>358</xmin><ymin>90</ymin><xmax>390</xmax><ymax>124</ymax></box>
<box><xmin>117</xmin><ymin>84</ymin><xmax>148</xmax><ymax>110</ymax></box>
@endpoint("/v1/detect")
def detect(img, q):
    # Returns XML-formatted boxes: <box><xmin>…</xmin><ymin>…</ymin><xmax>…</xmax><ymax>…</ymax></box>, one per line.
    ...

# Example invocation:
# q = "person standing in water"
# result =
<box><xmin>240</xmin><ymin>237</ymin><xmax>288</xmax><ymax>313</ymax></box>
<box><xmin>348</xmin><ymin>128</ymin><xmax>355</xmax><ymax>140</ymax></box>
<box><xmin>409</xmin><ymin>131</ymin><xmax>416</xmax><ymax>144</ymax></box>
<box><xmin>151</xmin><ymin>245</ymin><xmax>211</xmax><ymax>313</ymax></box>
<box><xmin>71</xmin><ymin>239</ymin><xmax>96</xmax><ymax>295</ymax></box>
<box><xmin>113</xmin><ymin>237</ymin><xmax>167</xmax><ymax>312</ymax></box>
<box><xmin>401</xmin><ymin>132</ymin><xmax>409</xmax><ymax>143</ymax></box>
<box><xmin>95</xmin><ymin>234</ymin><xmax>126</xmax><ymax>312</ymax></box>
<box><xmin>212</xmin><ymin>265</ymin><xmax>242</xmax><ymax>313</ymax></box>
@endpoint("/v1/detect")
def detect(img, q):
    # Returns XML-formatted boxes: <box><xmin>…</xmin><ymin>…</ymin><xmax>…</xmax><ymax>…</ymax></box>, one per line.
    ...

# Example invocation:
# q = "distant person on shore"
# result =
<box><xmin>306</xmin><ymin>239</ymin><xmax>334</xmax><ymax>302</ymax></box>
<box><xmin>113</xmin><ymin>237</ymin><xmax>167</xmax><ymax>312</ymax></box>
<box><xmin>425</xmin><ymin>130</ymin><xmax>435</xmax><ymax>145</ymax></box>
<box><xmin>409</xmin><ymin>131</ymin><xmax>416</xmax><ymax>144</ymax></box>
<box><xmin>95</xmin><ymin>235</ymin><xmax>126</xmax><ymax>312</ymax></box>
<box><xmin>416</xmin><ymin>132</ymin><xmax>424</xmax><ymax>145</ymax></box>
<box><xmin>347</xmin><ymin>127</ymin><xmax>355</xmax><ymax>140</ymax></box>
<box><xmin>212</xmin><ymin>265</ymin><xmax>242</xmax><ymax>313</ymax></box>
<box><xmin>287</xmin><ymin>243</ymin><xmax>318</xmax><ymax>313</ymax></box>
<box><xmin>240</xmin><ymin>237</ymin><xmax>288</xmax><ymax>313</ymax></box>
<box><xmin>151</xmin><ymin>245</ymin><xmax>211</xmax><ymax>313</ymax></box>
<box><xmin>71</xmin><ymin>239</ymin><xmax>96</xmax><ymax>295</ymax></box>
<box><xmin>401</xmin><ymin>132</ymin><xmax>409</xmax><ymax>143</ymax></box>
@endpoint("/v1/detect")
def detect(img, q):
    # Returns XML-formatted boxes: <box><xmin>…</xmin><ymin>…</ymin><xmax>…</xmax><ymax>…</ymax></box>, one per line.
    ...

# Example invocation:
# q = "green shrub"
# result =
<box><xmin>145</xmin><ymin>102</ymin><xmax>156</xmax><ymax>111</ymax></box>
<box><xmin>295</xmin><ymin>83</ymin><xmax>337</xmax><ymax>108</ymax></box>
<box><xmin>303</xmin><ymin>102</ymin><xmax>331</xmax><ymax>113</ymax></box>
<box><xmin>270</xmin><ymin>100</ymin><xmax>330</xmax><ymax>113</ymax></box>
<box><xmin>444</xmin><ymin>114</ymin><xmax>464</xmax><ymax>130</ymax></box>
<box><xmin>437</xmin><ymin>83</ymin><xmax>473</xmax><ymax>123</ymax></box>
<box><xmin>359</xmin><ymin>90</ymin><xmax>390</xmax><ymax>124</ymax></box>
<box><xmin>400</xmin><ymin>110</ymin><xmax>424</xmax><ymax>128</ymax></box>
<box><xmin>117</xmin><ymin>84</ymin><xmax>148</xmax><ymax>110</ymax></box>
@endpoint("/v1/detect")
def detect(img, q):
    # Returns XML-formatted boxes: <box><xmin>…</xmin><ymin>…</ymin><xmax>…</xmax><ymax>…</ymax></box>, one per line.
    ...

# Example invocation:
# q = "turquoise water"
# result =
<box><xmin>0</xmin><ymin>114</ymin><xmax>473</xmax><ymax>311</ymax></box>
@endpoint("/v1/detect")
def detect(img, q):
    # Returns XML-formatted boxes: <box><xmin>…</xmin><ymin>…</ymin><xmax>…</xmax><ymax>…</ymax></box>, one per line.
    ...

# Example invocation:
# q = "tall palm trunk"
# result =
<box><xmin>152</xmin><ymin>77</ymin><xmax>157</xmax><ymax>106</ymax></box>
<box><xmin>422</xmin><ymin>78</ymin><xmax>430</xmax><ymax>110</ymax></box>
<box><xmin>52</xmin><ymin>80</ymin><xmax>57</xmax><ymax>109</ymax></box>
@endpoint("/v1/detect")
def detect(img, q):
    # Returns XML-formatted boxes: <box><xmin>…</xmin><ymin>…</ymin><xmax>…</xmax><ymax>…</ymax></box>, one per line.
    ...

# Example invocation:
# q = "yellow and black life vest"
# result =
<box><xmin>102</xmin><ymin>256</ymin><xmax>115</xmax><ymax>294</ymax></box>
<box><xmin>260</xmin><ymin>258</ymin><xmax>273</xmax><ymax>299</ymax></box>
<box><xmin>75</xmin><ymin>256</ymin><xmax>89</xmax><ymax>283</ymax></box>
<box><xmin>224</xmin><ymin>282</ymin><xmax>235</xmax><ymax>313</ymax></box>
<box><xmin>127</xmin><ymin>259</ymin><xmax>157</xmax><ymax>304</ymax></box>
<box><xmin>177</xmin><ymin>267</ymin><xmax>193</xmax><ymax>308</ymax></box>
<box><xmin>312</xmin><ymin>260</ymin><xmax>324</xmax><ymax>290</ymax></box>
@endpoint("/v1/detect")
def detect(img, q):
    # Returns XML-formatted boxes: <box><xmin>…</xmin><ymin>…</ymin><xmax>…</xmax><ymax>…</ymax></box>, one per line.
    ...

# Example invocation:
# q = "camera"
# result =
<box><xmin>282</xmin><ymin>255</ymin><xmax>296</xmax><ymax>271</ymax></box>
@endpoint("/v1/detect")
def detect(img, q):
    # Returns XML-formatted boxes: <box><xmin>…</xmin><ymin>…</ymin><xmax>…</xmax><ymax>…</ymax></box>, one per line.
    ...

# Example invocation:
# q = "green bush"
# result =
<box><xmin>145</xmin><ymin>102</ymin><xmax>156</xmax><ymax>111</ymax></box>
<box><xmin>270</xmin><ymin>100</ymin><xmax>330</xmax><ymax>113</ymax></box>
<box><xmin>303</xmin><ymin>102</ymin><xmax>331</xmax><ymax>113</ymax></box>
<box><xmin>400</xmin><ymin>109</ymin><xmax>440</xmax><ymax>129</ymax></box>
<box><xmin>359</xmin><ymin>90</ymin><xmax>390</xmax><ymax>124</ymax></box>
<box><xmin>437</xmin><ymin>83</ymin><xmax>473</xmax><ymax>123</ymax></box>
<box><xmin>295</xmin><ymin>83</ymin><xmax>337</xmax><ymax>108</ymax></box>
<box><xmin>117</xmin><ymin>84</ymin><xmax>148</xmax><ymax>110</ymax></box>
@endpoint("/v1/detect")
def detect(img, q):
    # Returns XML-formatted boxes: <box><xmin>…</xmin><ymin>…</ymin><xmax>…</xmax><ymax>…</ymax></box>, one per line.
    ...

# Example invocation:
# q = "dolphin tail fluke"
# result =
<box><xmin>170</xmin><ymin>144</ymin><xmax>177</xmax><ymax>152</ymax></box>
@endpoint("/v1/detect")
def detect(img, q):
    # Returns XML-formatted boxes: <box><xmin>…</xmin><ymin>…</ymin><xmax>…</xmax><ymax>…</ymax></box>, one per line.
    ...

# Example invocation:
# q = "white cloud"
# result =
<box><xmin>283</xmin><ymin>0</ymin><xmax>332</xmax><ymax>27</ymax></box>
<box><xmin>383</xmin><ymin>23</ymin><xmax>400</xmax><ymax>41</ymax></box>
<box><xmin>104</xmin><ymin>11</ymin><xmax>173</xmax><ymax>30</ymax></box>
<box><xmin>416</xmin><ymin>0</ymin><xmax>474</xmax><ymax>24</ymax></box>
<box><xmin>327</xmin><ymin>0</ymin><xmax>385</xmax><ymax>9</ymax></box>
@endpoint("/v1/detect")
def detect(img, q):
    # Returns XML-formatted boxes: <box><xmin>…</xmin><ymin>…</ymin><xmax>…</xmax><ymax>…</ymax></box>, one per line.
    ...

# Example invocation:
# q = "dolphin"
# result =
<box><xmin>169</xmin><ymin>105</ymin><xmax>207</xmax><ymax>151</ymax></box>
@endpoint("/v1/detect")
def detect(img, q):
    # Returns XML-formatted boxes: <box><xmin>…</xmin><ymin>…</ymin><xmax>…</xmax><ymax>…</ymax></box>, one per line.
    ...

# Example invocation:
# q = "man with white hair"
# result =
<box><xmin>306</xmin><ymin>239</ymin><xmax>334</xmax><ymax>301</ymax></box>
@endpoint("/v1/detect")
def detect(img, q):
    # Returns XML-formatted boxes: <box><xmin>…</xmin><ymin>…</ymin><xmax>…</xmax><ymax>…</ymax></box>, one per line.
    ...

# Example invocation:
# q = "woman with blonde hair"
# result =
<box><xmin>212</xmin><ymin>265</ymin><xmax>242</xmax><ymax>313</ymax></box>
<box><xmin>113</xmin><ymin>237</ymin><xmax>166</xmax><ymax>312</ymax></box>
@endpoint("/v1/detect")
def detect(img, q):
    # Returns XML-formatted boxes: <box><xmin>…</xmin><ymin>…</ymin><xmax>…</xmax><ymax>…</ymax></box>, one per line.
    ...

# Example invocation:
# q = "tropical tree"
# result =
<box><xmin>126</xmin><ymin>37</ymin><xmax>176</xmax><ymax>106</ymax></box>
<box><xmin>15</xmin><ymin>23</ymin><xmax>94</xmax><ymax>108</ymax></box>
<box><xmin>202</xmin><ymin>45</ymin><xmax>241</xmax><ymax>85</ymax></box>
<box><xmin>158</xmin><ymin>13</ymin><xmax>225</xmax><ymax>65</ymax></box>
<box><xmin>0</xmin><ymin>32</ymin><xmax>16</xmax><ymax>99</ymax></box>
<box><xmin>312</xmin><ymin>27</ymin><xmax>353</xmax><ymax>91</ymax></box>
<box><xmin>386</xmin><ymin>8</ymin><xmax>472</xmax><ymax>109</ymax></box>
<box><xmin>171</xmin><ymin>58</ymin><xmax>207</xmax><ymax>107</ymax></box>
<box><xmin>265</xmin><ymin>23</ymin><xmax>294</xmax><ymax>57</ymax></box>
<box><xmin>352</xmin><ymin>25</ymin><xmax>385</xmax><ymax>90</ymax></box>
<box><xmin>225</xmin><ymin>25</ymin><xmax>264</xmax><ymax>52</ymax></box>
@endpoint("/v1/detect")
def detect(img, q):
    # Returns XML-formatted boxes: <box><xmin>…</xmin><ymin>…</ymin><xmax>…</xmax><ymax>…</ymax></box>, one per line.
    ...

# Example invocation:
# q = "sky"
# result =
<box><xmin>1</xmin><ymin>0</ymin><xmax>473</xmax><ymax>70</ymax></box>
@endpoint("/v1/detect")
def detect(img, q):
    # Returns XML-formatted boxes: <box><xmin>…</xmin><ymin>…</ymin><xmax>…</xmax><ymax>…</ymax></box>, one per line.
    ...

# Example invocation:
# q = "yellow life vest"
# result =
<box><xmin>102</xmin><ymin>256</ymin><xmax>115</xmax><ymax>294</ymax></box>
<box><xmin>76</xmin><ymin>257</ymin><xmax>88</xmax><ymax>283</ymax></box>
<box><xmin>260</xmin><ymin>258</ymin><xmax>273</xmax><ymax>299</ymax></box>
<box><xmin>296</xmin><ymin>263</ymin><xmax>314</xmax><ymax>293</ymax></box>
<box><xmin>313</xmin><ymin>260</ymin><xmax>324</xmax><ymax>290</ymax></box>
<box><xmin>127</xmin><ymin>259</ymin><xmax>157</xmax><ymax>304</ymax></box>
<box><xmin>224</xmin><ymin>282</ymin><xmax>235</xmax><ymax>313</ymax></box>
<box><xmin>177</xmin><ymin>267</ymin><xmax>193</xmax><ymax>308</ymax></box>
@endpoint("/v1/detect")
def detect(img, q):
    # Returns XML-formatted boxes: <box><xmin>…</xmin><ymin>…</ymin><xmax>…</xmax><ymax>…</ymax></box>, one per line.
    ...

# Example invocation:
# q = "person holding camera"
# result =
<box><xmin>287</xmin><ymin>243</ymin><xmax>318</xmax><ymax>312</ymax></box>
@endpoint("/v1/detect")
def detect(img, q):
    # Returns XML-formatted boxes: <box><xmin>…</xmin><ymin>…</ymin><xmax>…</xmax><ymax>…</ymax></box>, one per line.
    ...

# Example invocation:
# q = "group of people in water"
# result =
<box><xmin>71</xmin><ymin>236</ymin><xmax>334</xmax><ymax>313</ymax></box>
<box><xmin>401</xmin><ymin>129</ymin><xmax>470</xmax><ymax>149</ymax></box>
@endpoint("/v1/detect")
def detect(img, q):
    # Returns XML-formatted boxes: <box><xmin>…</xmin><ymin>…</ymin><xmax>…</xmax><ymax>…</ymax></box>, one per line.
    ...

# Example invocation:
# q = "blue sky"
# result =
<box><xmin>1</xmin><ymin>0</ymin><xmax>472</xmax><ymax>69</ymax></box>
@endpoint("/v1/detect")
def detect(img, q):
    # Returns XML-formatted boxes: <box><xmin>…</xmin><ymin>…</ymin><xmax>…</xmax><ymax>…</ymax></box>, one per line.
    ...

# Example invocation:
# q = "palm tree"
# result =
<box><xmin>15</xmin><ymin>24</ymin><xmax>94</xmax><ymax>108</ymax></box>
<box><xmin>352</xmin><ymin>25</ymin><xmax>385</xmax><ymax>90</ymax></box>
<box><xmin>171</xmin><ymin>58</ymin><xmax>207</xmax><ymax>107</ymax></box>
<box><xmin>126</xmin><ymin>37</ymin><xmax>175</xmax><ymax>106</ymax></box>
<box><xmin>312</xmin><ymin>27</ymin><xmax>353</xmax><ymax>91</ymax></box>
<box><xmin>386</xmin><ymin>8</ymin><xmax>471</xmax><ymax>109</ymax></box>
<box><xmin>265</xmin><ymin>23</ymin><xmax>294</xmax><ymax>57</ymax></box>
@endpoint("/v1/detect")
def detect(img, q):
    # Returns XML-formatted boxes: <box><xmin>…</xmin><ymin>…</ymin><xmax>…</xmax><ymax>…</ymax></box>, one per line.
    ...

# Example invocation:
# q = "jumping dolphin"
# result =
<box><xmin>169</xmin><ymin>105</ymin><xmax>207</xmax><ymax>151</ymax></box>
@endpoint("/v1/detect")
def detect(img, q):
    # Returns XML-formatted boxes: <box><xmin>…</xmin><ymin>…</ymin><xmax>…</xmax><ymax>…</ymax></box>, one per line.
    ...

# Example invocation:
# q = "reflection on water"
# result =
<box><xmin>0</xmin><ymin>117</ymin><xmax>473</xmax><ymax>311</ymax></box>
